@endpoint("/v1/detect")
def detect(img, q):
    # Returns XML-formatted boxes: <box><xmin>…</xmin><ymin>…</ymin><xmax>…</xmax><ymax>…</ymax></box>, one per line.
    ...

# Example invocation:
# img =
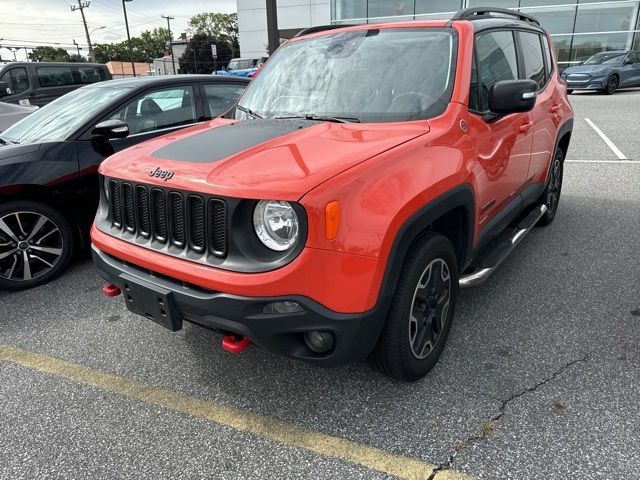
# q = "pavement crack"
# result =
<box><xmin>427</xmin><ymin>354</ymin><xmax>589</xmax><ymax>479</ymax></box>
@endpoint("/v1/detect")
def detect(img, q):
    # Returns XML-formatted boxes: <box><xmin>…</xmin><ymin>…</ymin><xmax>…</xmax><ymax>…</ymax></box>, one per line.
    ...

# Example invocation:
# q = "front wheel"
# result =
<box><xmin>370</xmin><ymin>232</ymin><xmax>458</xmax><ymax>381</ymax></box>
<box><xmin>0</xmin><ymin>201</ymin><xmax>74</xmax><ymax>290</ymax></box>
<box><xmin>567</xmin><ymin>89</ymin><xmax>574</xmax><ymax>95</ymax></box>
<box><xmin>603</xmin><ymin>75</ymin><xmax>618</xmax><ymax>95</ymax></box>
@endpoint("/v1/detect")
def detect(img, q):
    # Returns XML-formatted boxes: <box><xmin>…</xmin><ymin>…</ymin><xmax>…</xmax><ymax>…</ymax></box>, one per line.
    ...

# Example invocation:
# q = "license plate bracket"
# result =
<box><xmin>120</xmin><ymin>273</ymin><xmax>183</xmax><ymax>331</ymax></box>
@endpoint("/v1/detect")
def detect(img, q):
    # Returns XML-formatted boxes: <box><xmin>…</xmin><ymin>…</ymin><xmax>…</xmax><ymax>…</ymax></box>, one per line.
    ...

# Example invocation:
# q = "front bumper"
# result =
<box><xmin>92</xmin><ymin>245</ymin><xmax>386</xmax><ymax>367</ymax></box>
<box><xmin>563</xmin><ymin>75</ymin><xmax>607</xmax><ymax>90</ymax></box>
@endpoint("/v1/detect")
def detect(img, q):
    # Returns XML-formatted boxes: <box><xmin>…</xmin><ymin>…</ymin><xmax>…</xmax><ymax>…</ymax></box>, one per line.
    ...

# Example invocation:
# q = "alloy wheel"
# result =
<box><xmin>546</xmin><ymin>156</ymin><xmax>563</xmax><ymax>214</ymax></box>
<box><xmin>0</xmin><ymin>211</ymin><xmax>64</xmax><ymax>282</ymax></box>
<box><xmin>408</xmin><ymin>258</ymin><xmax>451</xmax><ymax>360</ymax></box>
<box><xmin>607</xmin><ymin>76</ymin><xmax>618</xmax><ymax>94</ymax></box>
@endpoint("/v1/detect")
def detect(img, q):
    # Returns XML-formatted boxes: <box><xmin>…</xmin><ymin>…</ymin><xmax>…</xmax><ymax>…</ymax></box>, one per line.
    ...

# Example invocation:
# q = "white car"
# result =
<box><xmin>0</xmin><ymin>101</ymin><xmax>38</xmax><ymax>132</ymax></box>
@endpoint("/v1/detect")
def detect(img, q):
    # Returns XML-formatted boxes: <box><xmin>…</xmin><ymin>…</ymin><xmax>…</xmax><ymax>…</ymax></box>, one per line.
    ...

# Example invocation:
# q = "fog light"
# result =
<box><xmin>263</xmin><ymin>301</ymin><xmax>304</xmax><ymax>314</ymax></box>
<box><xmin>304</xmin><ymin>330</ymin><xmax>334</xmax><ymax>354</ymax></box>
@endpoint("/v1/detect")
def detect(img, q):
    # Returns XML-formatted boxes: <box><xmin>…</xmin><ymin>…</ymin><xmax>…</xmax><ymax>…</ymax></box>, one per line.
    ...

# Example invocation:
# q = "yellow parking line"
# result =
<box><xmin>0</xmin><ymin>343</ymin><xmax>475</xmax><ymax>480</ymax></box>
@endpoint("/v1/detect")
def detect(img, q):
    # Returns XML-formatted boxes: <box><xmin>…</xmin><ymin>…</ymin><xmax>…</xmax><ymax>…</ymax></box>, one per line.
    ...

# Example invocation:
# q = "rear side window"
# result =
<box><xmin>542</xmin><ymin>36</ymin><xmax>554</xmax><ymax>81</ymax></box>
<box><xmin>37</xmin><ymin>67</ymin><xmax>74</xmax><ymax>87</ymax></box>
<box><xmin>76</xmin><ymin>66</ymin><xmax>109</xmax><ymax>84</ymax></box>
<box><xmin>519</xmin><ymin>32</ymin><xmax>546</xmax><ymax>90</ymax></box>
<box><xmin>474</xmin><ymin>31</ymin><xmax>519</xmax><ymax>112</ymax></box>
<box><xmin>203</xmin><ymin>83</ymin><xmax>246</xmax><ymax>117</ymax></box>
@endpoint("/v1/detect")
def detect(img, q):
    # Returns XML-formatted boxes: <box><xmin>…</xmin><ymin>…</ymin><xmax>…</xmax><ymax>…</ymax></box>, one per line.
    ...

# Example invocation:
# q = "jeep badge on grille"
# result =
<box><xmin>149</xmin><ymin>167</ymin><xmax>174</xmax><ymax>181</ymax></box>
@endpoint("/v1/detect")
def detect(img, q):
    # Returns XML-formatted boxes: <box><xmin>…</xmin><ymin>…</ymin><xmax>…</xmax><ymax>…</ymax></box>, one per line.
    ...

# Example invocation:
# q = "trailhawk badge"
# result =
<box><xmin>149</xmin><ymin>167</ymin><xmax>174</xmax><ymax>181</ymax></box>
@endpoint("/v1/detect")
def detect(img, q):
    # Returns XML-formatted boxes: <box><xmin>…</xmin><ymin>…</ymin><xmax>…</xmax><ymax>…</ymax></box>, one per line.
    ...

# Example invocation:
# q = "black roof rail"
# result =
<box><xmin>451</xmin><ymin>7</ymin><xmax>540</xmax><ymax>26</ymax></box>
<box><xmin>294</xmin><ymin>24</ymin><xmax>356</xmax><ymax>38</ymax></box>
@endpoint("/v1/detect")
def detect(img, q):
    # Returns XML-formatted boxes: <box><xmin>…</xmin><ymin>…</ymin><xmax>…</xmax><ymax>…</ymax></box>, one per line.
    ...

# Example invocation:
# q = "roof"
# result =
<box><xmin>87</xmin><ymin>74</ymin><xmax>250</xmax><ymax>89</ymax></box>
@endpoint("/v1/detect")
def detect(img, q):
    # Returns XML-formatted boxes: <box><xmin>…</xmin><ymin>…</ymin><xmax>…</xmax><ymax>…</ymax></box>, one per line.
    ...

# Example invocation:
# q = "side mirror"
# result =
<box><xmin>489</xmin><ymin>79</ymin><xmax>538</xmax><ymax>115</ymax></box>
<box><xmin>623</xmin><ymin>59</ymin><xmax>633</xmax><ymax>65</ymax></box>
<box><xmin>92</xmin><ymin>119</ymin><xmax>129</xmax><ymax>139</ymax></box>
<box><xmin>0</xmin><ymin>81</ymin><xmax>10</xmax><ymax>98</ymax></box>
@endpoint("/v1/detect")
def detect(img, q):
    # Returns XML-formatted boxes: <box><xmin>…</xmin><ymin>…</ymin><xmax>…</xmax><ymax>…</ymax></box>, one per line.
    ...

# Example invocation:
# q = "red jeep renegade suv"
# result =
<box><xmin>92</xmin><ymin>8</ymin><xmax>573</xmax><ymax>381</ymax></box>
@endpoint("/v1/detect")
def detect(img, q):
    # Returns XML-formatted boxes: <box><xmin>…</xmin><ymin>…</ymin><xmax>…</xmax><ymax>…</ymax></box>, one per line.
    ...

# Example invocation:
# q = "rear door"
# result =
<box><xmin>467</xmin><ymin>29</ymin><xmax>533</xmax><ymax>231</ymax></box>
<box><xmin>519</xmin><ymin>31</ymin><xmax>558</xmax><ymax>187</ymax></box>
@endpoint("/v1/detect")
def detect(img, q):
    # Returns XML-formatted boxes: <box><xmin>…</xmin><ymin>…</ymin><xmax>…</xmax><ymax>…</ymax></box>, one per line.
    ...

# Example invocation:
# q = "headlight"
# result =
<box><xmin>253</xmin><ymin>200</ymin><xmax>299</xmax><ymax>251</ymax></box>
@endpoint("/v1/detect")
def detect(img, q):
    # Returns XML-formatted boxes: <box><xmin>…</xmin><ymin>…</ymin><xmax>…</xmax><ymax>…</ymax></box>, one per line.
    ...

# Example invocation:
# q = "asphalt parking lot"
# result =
<box><xmin>1</xmin><ymin>90</ymin><xmax>639</xmax><ymax>480</ymax></box>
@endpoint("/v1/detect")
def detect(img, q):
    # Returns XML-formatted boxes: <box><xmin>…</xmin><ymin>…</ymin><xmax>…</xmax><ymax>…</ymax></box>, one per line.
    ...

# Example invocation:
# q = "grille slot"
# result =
<box><xmin>169</xmin><ymin>192</ymin><xmax>185</xmax><ymax>247</ymax></box>
<box><xmin>122</xmin><ymin>183</ymin><xmax>135</xmax><ymax>233</ymax></box>
<box><xmin>151</xmin><ymin>189</ymin><xmax>167</xmax><ymax>242</ymax></box>
<box><xmin>188</xmin><ymin>196</ymin><xmax>205</xmax><ymax>252</ymax></box>
<box><xmin>103</xmin><ymin>179</ymin><xmax>228</xmax><ymax>260</ymax></box>
<box><xmin>109</xmin><ymin>180</ymin><xmax>122</xmax><ymax>227</ymax></box>
<box><xmin>136</xmin><ymin>186</ymin><xmax>150</xmax><ymax>237</ymax></box>
<box><xmin>209</xmin><ymin>199</ymin><xmax>227</xmax><ymax>257</ymax></box>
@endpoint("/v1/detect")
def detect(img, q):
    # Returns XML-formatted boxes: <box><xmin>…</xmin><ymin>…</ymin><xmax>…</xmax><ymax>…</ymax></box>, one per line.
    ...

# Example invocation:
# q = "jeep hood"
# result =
<box><xmin>99</xmin><ymin>118</ymin><xmax>429</xmax><ymax>200</ymax></box>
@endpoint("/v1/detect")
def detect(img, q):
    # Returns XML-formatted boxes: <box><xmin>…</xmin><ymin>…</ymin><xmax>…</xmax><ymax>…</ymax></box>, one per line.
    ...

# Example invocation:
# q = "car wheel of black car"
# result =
<box><xmin>567</xmin><ymin>89</ymin><xmax>574</xmax><ymax>94</ymax></box>
<box><xmin>537</xmin><ymin>149</ymin><xmax>564</xmax><ymax>227</ymax></box>
<box><xmin>370</xmin><ymin>232</ymin><xmax>457</xmax><ymax>381</ymax></box>
<box><xmin>0</xmin><ymin>201</ymin><xmax>74</xmax><ymax>290</ymax></box>
<box><xmin>604</xmin><ymin>75</ymin><xmax>619</xmax><ymax>95</ymax></box>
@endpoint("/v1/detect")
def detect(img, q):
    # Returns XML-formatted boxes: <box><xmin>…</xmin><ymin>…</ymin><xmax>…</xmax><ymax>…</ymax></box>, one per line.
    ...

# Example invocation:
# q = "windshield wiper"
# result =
<box><xmin>274</xmin><ymin>114</ymin><xmax>360</xmax><ymax>124</ymax></box>
<box><xmin>236</xmin><ymin>104</ymin><xmax>262</xmax><ymax>119</ymax></box>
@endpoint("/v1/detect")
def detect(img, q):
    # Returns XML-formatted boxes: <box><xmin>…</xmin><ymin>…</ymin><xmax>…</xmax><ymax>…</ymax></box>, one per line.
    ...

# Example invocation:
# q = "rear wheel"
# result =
<box><xmin>370</xmin><ymin>232</ymin><xmax>458</xmax><ymax>381</ymax></box>
<box><xmin>0</xmin><ymin>201</ymin><xmax>74</xmax><ymax>290</ymax></box>
<box><xmin>537</xmin><ymin>149</ymin><xmax>564</xmax><ymax>227</ymax></box>
<box><xmin>603</xmin><ymin>75</ymin><xmax>618</xmax><ymax>95</ymax></box>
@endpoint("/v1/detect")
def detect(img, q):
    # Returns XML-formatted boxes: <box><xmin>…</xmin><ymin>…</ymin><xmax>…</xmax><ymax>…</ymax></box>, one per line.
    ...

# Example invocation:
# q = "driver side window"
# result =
<box><xmin>109</xmin><ymin>86</ymin><xmax>196</xmax><ymax>136</ymax></box>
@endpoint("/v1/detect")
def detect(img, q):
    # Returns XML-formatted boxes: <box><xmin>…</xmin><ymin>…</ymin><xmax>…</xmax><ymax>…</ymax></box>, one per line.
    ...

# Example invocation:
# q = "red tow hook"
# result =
<box><xmin>221</xmin><ymin>335</ymin><xmax>251</xmax><ymax>353</ymax></box>
<box><xmin>102</xmin><ymin>284</ymin><xmax>121</xmax><ymax>297</ymax></box>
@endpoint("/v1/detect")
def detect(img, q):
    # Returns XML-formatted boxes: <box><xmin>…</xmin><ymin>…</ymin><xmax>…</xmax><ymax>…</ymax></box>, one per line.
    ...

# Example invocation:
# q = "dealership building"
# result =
<box><xmin>238</xmin><ymin>0</ymin><xmax>640</xmax><ymax>68</ymax></box>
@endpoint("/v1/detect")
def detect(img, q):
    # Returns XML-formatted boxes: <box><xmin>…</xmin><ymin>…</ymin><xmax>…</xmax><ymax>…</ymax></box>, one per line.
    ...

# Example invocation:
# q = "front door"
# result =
<box><xmin>468</xmin><ymin>30</ymin><xmax>533</xmax><ymax>231</ymax></box>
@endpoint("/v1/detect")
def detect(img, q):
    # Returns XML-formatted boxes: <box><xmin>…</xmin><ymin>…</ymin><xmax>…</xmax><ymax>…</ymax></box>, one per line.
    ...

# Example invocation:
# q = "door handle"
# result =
<box><xmin>549</xmin><ymin>104</ymin><xmax>560</xmax><ymax>113</ymax></box>
<box><xmin>518</xmin><ymin>122</ymin><xmax>533</xmax><ymax>134</ymax></box>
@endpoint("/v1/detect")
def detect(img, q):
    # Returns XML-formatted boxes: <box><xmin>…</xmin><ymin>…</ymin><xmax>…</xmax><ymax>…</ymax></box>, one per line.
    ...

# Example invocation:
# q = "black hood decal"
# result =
<box><xmin>151</xmin><ymin>119</ymin><xmax>315</xmax><ymax>163</ymax></box>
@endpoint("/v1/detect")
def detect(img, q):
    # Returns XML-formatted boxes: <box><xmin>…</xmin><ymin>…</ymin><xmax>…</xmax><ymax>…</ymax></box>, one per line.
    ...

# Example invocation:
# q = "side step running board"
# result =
<box><xmin>459</xmin><ymin>204</ymin><xmax>547</xmax><ymax>289</ymax></box>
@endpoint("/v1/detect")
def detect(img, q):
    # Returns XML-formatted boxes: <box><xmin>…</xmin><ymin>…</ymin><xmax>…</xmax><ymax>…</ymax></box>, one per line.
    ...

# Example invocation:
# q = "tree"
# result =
<box><xmin>28</xmin><ymin>46</ymin><xmax>72</xmax><ymax>62</ymax></box>
<box><xmin>178</xmin><ymin>33</ymin><xmax>232</xmax><ymax>74</ymax></box>
<box><xmin>188</xmin><ymin>13</ymin><xmax>238</xmax><ymax>57</ymax></box>
<box><xmin>93</xmin><ymin>28</ymin><xmax>171</xmax><ymax>64</ymax></box>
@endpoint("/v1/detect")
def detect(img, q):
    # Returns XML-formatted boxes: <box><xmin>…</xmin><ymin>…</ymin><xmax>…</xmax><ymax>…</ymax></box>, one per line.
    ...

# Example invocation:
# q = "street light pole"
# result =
<box><xmin>122</xmin><ymin>0</ymin><xmax>136</xmax><ymax>76</ymax></box>
<box><xmin>161</xmin><ymin>14</ymin><xmax>176</xmax><ymax>74</ymax></box>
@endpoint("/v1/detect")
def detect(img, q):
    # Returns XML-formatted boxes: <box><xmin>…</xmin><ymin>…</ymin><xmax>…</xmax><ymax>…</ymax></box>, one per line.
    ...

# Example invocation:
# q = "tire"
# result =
<box><xmin>0</xmin><ymin>201</ymin><xmax>74</xmax><ymax>290</ymax></box>
<box><xmin>369</xmin><ymin>232</ymin><xmax>458</xmax><ymax>381</ymax></box>
<box><xmin>566</xmin><ymin>89</ymin><xmax>574</xmax><ymax>95</ymax></box>
<box><xmin>537</xmin><ymin>149</ymin><xmax>564</xmax><ymax>227</ymax></box>
<box><xmin>603</xmin><ymin>75</ymin><xmax>618</xmax><ymax>95</ymax></box>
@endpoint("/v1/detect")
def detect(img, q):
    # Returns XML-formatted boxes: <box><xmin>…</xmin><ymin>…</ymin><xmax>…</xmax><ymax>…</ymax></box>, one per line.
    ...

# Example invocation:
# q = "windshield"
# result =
<box><xmin>237</xmin><ymin>28</ymin><xmax>456</xmax><ymax>123</ymax></box>
<box><xmin>583</xmin><ymin>52</ymin><xmax>625</xmax><ymax>65</ymax></box>
<box><xmin>1</xmin><ymin>85</ymin><xmax>130</xmax><ymax>144</ymax></box>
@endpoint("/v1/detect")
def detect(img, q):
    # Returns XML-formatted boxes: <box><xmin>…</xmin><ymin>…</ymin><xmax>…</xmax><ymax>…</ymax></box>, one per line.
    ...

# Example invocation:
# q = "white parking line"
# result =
<box><xmin>584</xmin><ymin>118</ymin><xmax>627</xmax><ymax>160</ymax></box>
<box><xmin>566</xmin><ymin>160</ymin><xmax>639</xmax><ymax>164</ymax></box>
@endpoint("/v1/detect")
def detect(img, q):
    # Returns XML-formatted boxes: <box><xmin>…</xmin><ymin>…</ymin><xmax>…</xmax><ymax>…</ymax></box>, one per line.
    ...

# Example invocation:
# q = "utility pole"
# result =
<box><xmin>23</xmin><ymin>47</ymin><xmax>29</xmax><ymax>61</ymax></box>
<box><xmin>71</xmin><ymin>1</ymin><xmax>95</xmax><ymax>61</ymax></box>
<box><xmin>122</xmin><ymin>0</ymin><xmax>136</xmax><ymax>76</ymax></box>
<box><xmin>266</xmin><ymin>0</ymin><xmax>279</xmax><ymax>55</ymax></box>
<box><xmin>73</xmin><ymin>39</ymin><xmax>81</xmax><ymax>60</ymax></box>
<box><xmin>161</xmin><ymin>14</ymin><xmax>176</xmax><ymax>74</ymax></box>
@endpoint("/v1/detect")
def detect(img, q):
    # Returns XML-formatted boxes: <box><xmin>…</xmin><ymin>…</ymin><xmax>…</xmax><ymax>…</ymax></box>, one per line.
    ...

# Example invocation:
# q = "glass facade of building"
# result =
<box><xmin>331</xmin><ymin>1</ymin><xmax>640</xmax><ymax>68</ymax></box>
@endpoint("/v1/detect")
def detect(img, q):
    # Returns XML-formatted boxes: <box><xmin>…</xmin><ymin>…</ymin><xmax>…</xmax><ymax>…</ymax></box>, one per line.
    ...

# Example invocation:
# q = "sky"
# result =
<box><xmin>0</xmin><ymin>0</ymin><xmax>237</xmax><ymax>62</ymax></box>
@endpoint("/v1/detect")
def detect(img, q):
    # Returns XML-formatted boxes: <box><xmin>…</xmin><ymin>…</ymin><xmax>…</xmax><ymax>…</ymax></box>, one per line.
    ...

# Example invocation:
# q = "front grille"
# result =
<box><xmin>106</xmin><ymin>179</ymin><xmax>227</xmax><ymax>259</ymax></box>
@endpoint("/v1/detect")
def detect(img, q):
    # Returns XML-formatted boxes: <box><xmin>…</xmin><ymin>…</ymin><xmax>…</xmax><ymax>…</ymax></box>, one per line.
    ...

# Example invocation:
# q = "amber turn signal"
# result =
<box><xmin>325</xmin><ymin>201</ymin><xmax>340</xmax><ymax>240</ymax></box>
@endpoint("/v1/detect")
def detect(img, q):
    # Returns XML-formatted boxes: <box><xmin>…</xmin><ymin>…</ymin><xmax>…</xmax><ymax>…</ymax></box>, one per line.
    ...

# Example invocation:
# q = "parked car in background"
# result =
<box><xmin>0</xmin><ymin>62</ymin><xmax>112</xmax><ymax>107</ymax></box>
<box><xmin>561</xmin><ymin>50</ymin><xmax>640</xmax><ymax>94</ymax></box>
<box><xmin>92</xmin><ymin>8</ymin><xmax>573</xmax><ymax>381</ymax></box>
<box><xmin>0</xmin><ymin>75</ymin><xmax>249</xmax><ymax>289</ymax></box>
<box><xmin>0</xmin><ymin>102</ymin><xmax>38</xmax><ymax>132</ymax></box>
<box><xmin>213</xmin><ymin>57</ymin><xmax>267</xmax><ymax>77</ymax></box>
